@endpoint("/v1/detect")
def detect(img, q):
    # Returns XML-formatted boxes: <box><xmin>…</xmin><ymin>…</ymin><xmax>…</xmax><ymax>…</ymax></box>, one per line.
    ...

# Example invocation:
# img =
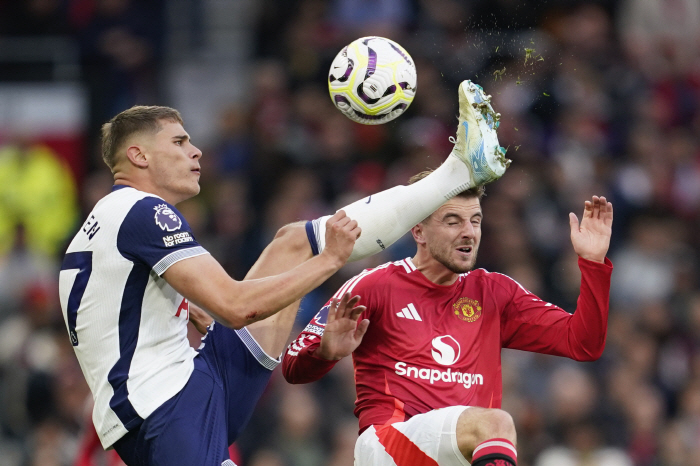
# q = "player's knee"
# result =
<box><xmin>478</xmin><ymin>408</ymin><xmax>516</xmax><ymax>442</ymax></box>
<box><xmin>457</xmin><ymin>407</ymin><xmax>516</xmax><ymax>450</ymax></box>
<box><xmin>272</xmin><ymin>222</ymin><xmax>309</xmax><ymax>252</ymax></box>
<box><xmin>246</xmin><ymin>221</ymin><xmax>312</xmax><ymax>280</ymax></box>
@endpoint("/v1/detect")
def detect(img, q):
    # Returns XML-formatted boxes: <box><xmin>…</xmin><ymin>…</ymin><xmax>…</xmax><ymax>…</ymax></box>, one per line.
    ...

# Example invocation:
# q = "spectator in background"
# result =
<box><xmin>535</xmin><ymin>422</ymin><xmax>633</xmax><ymax>466</ymax></box>
<box><xmin>610</xmin><ymin>215</ymin><xmax>679</xmax><ymax>307</ymax></box>
<box><xmin>619</xmin><ymin>0</ymin><xmax>700</xmax><ymax>82</ymax></box>
<box><xmin>0</xmin><ymin>139</ymin><xmax>78</xmax><ymax>257</ymax></box>
<box><xmin>75</xmin><ymin>0</ymin><xmax>166</xmax><ymax>166</ymax></box>
<box><xmin>0</xmin><ymin>0</ymin><xmax>72</xmax><ymax>36</ymax></box>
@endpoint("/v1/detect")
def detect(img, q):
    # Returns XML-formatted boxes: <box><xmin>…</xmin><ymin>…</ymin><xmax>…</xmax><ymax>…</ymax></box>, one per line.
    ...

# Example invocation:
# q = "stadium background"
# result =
<box><xmin>1</xmin><ymin>0</ymin><xmax>699</xmax><ymax>465</ymax></box>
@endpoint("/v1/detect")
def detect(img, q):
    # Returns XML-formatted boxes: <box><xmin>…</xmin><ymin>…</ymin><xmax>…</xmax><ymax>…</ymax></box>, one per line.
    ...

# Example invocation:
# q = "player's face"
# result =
<box><xmin>422</xmin><ymin>196</ymin><xmax>482</xmax><ymax>273</ymax></box>
<box><xmin>146</xmin><ymin>121</ymin><xmax>202</xmax><ymax>204</ymax></box>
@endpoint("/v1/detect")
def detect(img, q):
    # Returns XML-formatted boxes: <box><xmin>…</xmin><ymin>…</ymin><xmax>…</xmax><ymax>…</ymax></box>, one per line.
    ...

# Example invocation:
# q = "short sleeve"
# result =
<box><xmin>117</xmin><ymin>196</ymin><xmax>208</xmax><ymax>275</ymax></box>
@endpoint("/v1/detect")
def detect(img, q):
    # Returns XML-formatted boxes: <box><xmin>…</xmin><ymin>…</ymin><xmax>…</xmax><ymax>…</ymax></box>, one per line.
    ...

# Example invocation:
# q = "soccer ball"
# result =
<box><xmin>328</xmin><ymin>36</ymin><xmax>417</xmax><ymax>125</ymax></box>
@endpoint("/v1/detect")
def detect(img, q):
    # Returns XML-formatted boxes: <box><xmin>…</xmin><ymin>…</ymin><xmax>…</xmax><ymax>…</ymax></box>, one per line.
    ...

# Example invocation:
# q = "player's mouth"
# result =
<box><xmin>456</xmin><ymin>246</ymin><xmax>473</xmax><ymax>256</ymax></box>
<box><xmin>192</xmin><ymin>167</ymin><xmax>201</xmax><ymax>176</ymax></box>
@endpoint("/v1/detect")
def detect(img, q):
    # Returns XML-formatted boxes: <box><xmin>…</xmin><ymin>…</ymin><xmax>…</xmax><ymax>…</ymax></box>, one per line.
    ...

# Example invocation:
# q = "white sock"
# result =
<box><xmin>308</xmin><ymin>154</ymin><xmax>473</xmax><ymax>261</ymax></box>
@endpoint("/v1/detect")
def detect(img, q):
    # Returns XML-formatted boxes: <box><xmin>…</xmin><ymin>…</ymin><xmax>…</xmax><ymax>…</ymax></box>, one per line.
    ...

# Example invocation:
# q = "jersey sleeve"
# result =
<box><xmin>117</xmin><ymin>196</ymin><xmax>208</xmax><ymax>276</ymax></box>
<box><xmin>500</xmin><ymin>257</ymin><xmax>613</xmax><ymax>361</ymax></box>
<box><xmin>282</xmin><ymin>271</ymin><xmax>377</xmax><ymax>384</ymax></box>
<box><xmin>282</xmin><ymin>302</ymin><xmax>338</xmax><ymax>384</ymax></box>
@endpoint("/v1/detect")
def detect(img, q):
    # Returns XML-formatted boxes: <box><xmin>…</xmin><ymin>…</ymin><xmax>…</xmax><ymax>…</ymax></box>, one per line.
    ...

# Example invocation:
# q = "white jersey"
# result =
<box><xmin>59</xmin><ymin>186</ymin><xmax>208</xmax><ymax>448</ymax></box>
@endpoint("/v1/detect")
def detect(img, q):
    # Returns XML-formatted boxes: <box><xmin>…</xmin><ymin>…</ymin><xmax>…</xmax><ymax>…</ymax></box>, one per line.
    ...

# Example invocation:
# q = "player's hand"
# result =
<box><xmin>569</xmin><ymin>196</ymin><xmax>613</xmax><ymax>263</ymax></box>
<box><xmin>321</xmin><ymin>210</ymin><xmax>361</xmax><ymax>268</ymax></box>
<box><xmin>316</xmin><ymin>292</ymin><xmax>369</xmax><ymax>361</ymax></box>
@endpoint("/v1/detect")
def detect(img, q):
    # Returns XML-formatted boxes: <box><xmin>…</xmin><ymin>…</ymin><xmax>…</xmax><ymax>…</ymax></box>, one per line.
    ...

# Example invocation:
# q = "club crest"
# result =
<box><xmin>453</xmin><ymin>297</ymin><xmax>482</xmax><ymax>322</ymax></box>
<box><xmin>154</xmin><ymin>204</ymin><xmax>182</xmax><ymax>231</ymax></box>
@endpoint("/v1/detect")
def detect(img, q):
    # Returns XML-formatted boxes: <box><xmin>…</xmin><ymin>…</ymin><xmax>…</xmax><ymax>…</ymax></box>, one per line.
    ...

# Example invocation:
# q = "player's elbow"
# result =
<box><xmin>282</xmin><ymin>367</ymin><xmax>313</xmax><ymax>385</ymax></box>
<box><xmin>219</xmin><ymin>316</ymin><xmax>247</xmax><ymax>330</ymax></box>
<box><xmin>281</xmin><ymin>364</ymin><xmax>299</xmax><ymax>384</ymax></box>
<box><xmin>222</xmin><ymin>308</ymin><xmax>259</xmax><ymax>329</ymax></box>
<box><xmin>211</xmin><ymin>312</ymin><xmax>246</xmax><ymax>330</ymax></box>
<box><xmin>208</xmin><ymin>298</ymin><xmax>254</xmax><ymax>329</ymax></box>
<box><xmin>572</xmin><ymin>343</ymin><xmax>605</xmax><ymax>362</ymax></box>
<box><xmin>281</xmin><ymin>355</ymin><xmax>304</xmax><ymax>384</ymax></box>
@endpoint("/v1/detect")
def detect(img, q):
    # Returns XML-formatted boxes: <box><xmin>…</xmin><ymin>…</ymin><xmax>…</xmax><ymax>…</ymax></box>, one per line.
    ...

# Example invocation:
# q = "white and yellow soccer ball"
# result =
<box><xmin>328</xmin><ymin>36</ymin><xmax>417</xmax><ymax>125</ymax></box>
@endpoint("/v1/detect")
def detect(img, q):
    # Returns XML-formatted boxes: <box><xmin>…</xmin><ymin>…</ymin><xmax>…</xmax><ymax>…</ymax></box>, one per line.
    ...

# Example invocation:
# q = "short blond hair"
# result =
<box><xmin>101</xmin><ymin>106</ymin><xmax>184</xmax><ymax>170</ymax></box>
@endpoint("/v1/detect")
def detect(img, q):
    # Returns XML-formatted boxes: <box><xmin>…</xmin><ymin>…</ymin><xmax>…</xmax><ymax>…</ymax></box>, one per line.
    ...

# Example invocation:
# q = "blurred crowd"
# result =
<box><xmin>1</xmin><ymin>0</ymin><xmax>700</xmax><ymax>465</ymax></box>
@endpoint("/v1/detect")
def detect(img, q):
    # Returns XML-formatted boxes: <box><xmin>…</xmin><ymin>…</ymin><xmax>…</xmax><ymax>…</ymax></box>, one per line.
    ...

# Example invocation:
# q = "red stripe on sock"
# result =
<box><xmin>472</xmin><ymin>438</ymin><xmax>517</xmax><ymax>465</ymax></box>
<box><xmin>375</xmin><ymin>424</ymin><xmax>439</xmax><ymax>466</ymax></box>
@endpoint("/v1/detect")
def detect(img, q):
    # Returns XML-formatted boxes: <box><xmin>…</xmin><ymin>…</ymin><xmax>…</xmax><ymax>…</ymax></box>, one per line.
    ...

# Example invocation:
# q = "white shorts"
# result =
<box><xmin>354</xmin><ymin>406</ymin><xmax>471</xmax><ymax>466</ymax></box>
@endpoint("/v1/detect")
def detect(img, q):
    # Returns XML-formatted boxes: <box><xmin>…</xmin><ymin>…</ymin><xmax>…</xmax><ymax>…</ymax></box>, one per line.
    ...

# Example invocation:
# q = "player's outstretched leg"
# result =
<box><xmin>246</xmin><ymin>80</ymin><xmax>510</xmax><ymax>354</ymax></box>
<box><xmin>308</xmin><ymin>79</ymin><xmax>509</xmax><ymax>261</ymax></box>
<box><xmin>456</xmin><ymin>407</ymin><xmax>518</xmax><ymax>465</ymax></box>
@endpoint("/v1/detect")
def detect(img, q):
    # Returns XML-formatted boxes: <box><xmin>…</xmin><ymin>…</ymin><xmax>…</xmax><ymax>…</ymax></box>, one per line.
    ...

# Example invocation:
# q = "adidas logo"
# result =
<box><xmin>397</xmin><ymin>303</ymin><xmax>422</xmax><ymax>321</ymax></box>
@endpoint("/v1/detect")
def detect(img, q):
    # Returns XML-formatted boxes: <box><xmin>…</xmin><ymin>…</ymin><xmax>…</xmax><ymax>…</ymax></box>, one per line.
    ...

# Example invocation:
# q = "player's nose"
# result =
<box><xmin>191</xmin><ymin>144</ymin><xmax>202</xmax><ymax>159</ymax></box>
<box><xmin>461</xmin><ymin>222</ymin><xmax>476</xmax><ymax>238</ymax></box>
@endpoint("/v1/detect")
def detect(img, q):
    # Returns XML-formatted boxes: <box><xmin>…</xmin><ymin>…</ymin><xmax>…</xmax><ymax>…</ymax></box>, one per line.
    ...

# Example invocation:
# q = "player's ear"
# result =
<box><xmin>125</xmin><ymin>145</ymin><xmax>149</xmax><ymax>169</ymax></box>
<box><xmin>411</xmin><ymin>224</ymin><xmax>426</xmax><ymax>245</ymax></box>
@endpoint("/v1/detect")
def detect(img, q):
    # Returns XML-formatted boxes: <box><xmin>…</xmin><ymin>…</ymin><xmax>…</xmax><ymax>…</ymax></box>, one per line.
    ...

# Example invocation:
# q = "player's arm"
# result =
<box><xmin>189</xmin><ymin>302</ymin><xmax>213</xmax><ymax>334</ymax></box>
<box><xmin>164</xmin><ymin>211</ymin><xmax>360</xmax><ymax>329</ymax></box>
<box><xmin>501</xmin><ymin>196</ymin><xmax>613</xmax><ymax>361</ymax></box>
<box><xmin>283</xmin><ymin>292</ymin><xmax>369</xmax><ymax>384</ymax></box>
<box><xmin>500</xmin><ymin>258</ymin><xmax>612</xmax><ymax>360</ymax></box>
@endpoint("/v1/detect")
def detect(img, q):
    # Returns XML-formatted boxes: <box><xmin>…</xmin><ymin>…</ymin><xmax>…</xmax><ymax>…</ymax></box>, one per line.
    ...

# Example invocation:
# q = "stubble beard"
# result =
<box><xmin>429</xmin><ymin>243</ymin><xmax>479</xmax><ymax>274</ymax></box>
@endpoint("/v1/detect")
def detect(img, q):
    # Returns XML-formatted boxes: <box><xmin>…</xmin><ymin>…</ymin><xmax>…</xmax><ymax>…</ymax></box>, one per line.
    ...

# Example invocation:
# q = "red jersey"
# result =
<box><xmin>283</xmin><ymin>257</ymin><xmax>612</xmax><ymax>434</ymax></box>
